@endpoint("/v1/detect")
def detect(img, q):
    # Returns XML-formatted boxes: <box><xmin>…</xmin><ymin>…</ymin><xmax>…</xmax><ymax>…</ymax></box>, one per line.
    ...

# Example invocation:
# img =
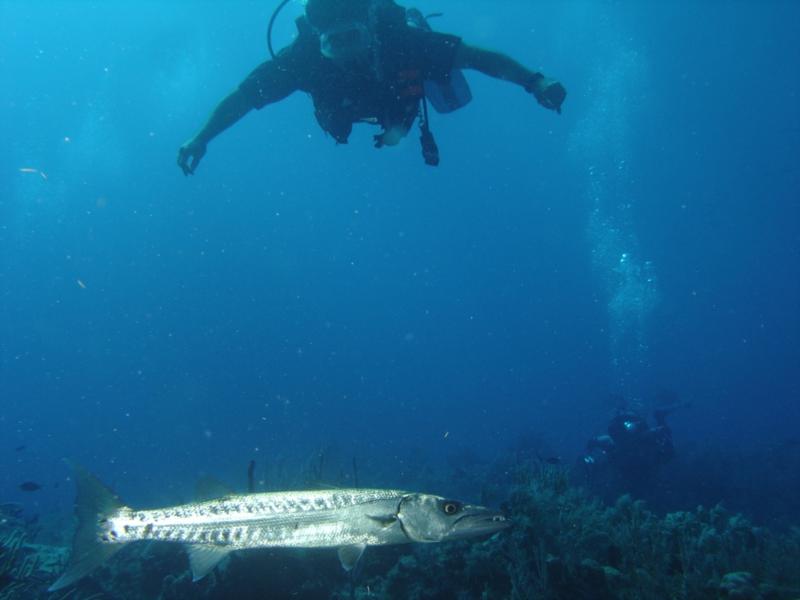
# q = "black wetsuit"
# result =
<box><xmin>606</xmin><ymin>413</ymin><xmax>675</xmax><ymax>482</ymax></box>
<box><xmin>238</xmin><ymin>16</ymin><xmax>461</xmax><ymax>144</ymax></box>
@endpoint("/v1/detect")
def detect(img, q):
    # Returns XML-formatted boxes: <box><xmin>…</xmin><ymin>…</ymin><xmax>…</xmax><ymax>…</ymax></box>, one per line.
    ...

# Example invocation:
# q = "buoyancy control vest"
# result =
<box><xmin>267</xmin><ymin>0</ymin><xmax>472</xmax><ymax>165</ymax></box>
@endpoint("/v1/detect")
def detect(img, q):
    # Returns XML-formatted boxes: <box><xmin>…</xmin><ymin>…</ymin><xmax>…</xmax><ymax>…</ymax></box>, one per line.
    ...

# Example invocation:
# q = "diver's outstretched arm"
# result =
<box><xmin>177</xmin><ymin>89</ymin><xmax>253</xmax><ymax>175</ymax></box>
<box><xmin>454</xmin><ymin>43</ymin><xmax>566</xmax><ymax>113</ymax></box>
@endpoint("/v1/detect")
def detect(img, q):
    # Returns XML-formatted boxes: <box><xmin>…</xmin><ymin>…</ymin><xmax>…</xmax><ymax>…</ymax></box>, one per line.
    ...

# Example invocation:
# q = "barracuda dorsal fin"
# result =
<box><xmin>187</xmin><ymin>545</ymin><xmax>232</xmax><ymax>581</ymax></box>
<box><xmin>337</xmin><ymin>544</ymin><xmax>366</xmax><ymax>571</ymax></box>
<box><xmin>195</xmin><ymin>476</ymin><xmax>235</xmax><ymax>501</ymax></box>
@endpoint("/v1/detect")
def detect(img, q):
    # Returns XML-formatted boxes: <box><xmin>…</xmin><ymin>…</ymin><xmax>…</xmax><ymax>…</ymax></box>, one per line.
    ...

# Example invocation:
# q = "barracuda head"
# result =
<box><xmin>396</xmin><ymin>494</ymin><xmax>510</xmax><ymax>542</ymax></box>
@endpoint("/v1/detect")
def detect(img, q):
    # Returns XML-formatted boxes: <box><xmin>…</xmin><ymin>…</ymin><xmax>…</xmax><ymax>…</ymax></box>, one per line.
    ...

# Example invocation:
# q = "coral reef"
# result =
<box><xmin>0</xmin><ymin>524</ymin><xmax>67</xmax><ymax>599</ymax></box>
<box><xmin>345</xmin><ymin>463</ymin><xmax>800</xmax><ymax>600</ymax></box>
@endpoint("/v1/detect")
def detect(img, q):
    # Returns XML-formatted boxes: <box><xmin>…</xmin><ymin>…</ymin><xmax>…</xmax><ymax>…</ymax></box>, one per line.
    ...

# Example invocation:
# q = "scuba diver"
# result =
<box><xmin>582</xmin><ymin>401</ymin><xmax>683</xmax><ymax>494</ymax></box>
<box><xmin>177</xmin><ymin>0</ymin><xmax>566</xmax><ymax>172</ymax></box>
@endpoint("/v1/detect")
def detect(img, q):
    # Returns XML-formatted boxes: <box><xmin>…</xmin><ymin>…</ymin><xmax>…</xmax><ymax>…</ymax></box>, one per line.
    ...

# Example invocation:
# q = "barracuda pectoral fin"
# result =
<box><xmin>187</xmin><ymin>545</ymin><xmax>232</xmax><ymax>581</ymax></box>
<box><xmin>367</xmin><ymin>513</ymin><xmax>398</xmax><ymax>528</ymax></box>
<box><xmin>337</xmin><ymin>544</ymin><xmax>366</xmax><ymax>571</ymax></box>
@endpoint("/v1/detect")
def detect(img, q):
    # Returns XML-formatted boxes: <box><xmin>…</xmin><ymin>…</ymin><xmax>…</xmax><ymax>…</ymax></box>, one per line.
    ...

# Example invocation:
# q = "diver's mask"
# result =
<box><xmin>319</xmin><ymin>21</ymin><xmax>372</xmax><ymax>61</ymax></box>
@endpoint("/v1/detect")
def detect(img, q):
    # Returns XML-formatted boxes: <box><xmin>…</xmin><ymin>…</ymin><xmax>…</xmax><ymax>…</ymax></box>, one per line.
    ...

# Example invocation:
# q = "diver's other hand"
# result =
<box><xmin>177</xmin><ymin>138</ymin><xmax>207</xmax><ymax>176</ymax></box>
<box><xmin>526</xmin><ymin>74</ymin><xmax>567</xmax><ymax>114</ymax></box>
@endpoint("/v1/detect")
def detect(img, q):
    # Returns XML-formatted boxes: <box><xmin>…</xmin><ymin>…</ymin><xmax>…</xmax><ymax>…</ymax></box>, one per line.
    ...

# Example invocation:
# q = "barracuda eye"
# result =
<box><xmin>442</xmin><ymin>501</ymin><xmax>462</xmax><ymax>516</ymax></box>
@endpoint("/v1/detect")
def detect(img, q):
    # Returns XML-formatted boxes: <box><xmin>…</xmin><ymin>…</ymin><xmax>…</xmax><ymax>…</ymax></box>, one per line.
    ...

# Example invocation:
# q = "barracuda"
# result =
<box><xmin>49</xmin><ymin>464</ymin><xmax>509</xmax><ymax>591</ymax></box>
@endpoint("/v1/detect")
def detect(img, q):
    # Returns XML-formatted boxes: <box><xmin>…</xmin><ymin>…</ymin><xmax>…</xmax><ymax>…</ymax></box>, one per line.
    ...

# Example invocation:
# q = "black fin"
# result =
<box><xmin>247</xmin><ymin>460</ymin><xmax>256</xmax><ymax>494</ymax></box>
<box><xmin>48</xmin><ymin>462</ymin><xmax>126</xmax><ymax>591</ymax></box>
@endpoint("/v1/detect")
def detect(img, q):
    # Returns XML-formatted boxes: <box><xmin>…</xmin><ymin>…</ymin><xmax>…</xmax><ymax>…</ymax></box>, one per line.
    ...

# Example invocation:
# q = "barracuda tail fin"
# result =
<box><xmin>48</xmin><ymin>463</ymin><xmax>126</xmax><ymax>592</ymax></box>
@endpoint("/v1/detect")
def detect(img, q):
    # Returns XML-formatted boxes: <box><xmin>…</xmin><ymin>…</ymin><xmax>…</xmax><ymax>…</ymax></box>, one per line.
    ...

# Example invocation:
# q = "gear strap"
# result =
<box><xmin>419</xmin><ymin>96</ymin><xmax>439</xmax><ymax>166</ymax></box>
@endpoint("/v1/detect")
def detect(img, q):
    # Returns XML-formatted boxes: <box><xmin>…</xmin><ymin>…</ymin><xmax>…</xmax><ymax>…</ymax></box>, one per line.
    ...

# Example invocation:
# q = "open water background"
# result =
<box><xmin>1</xmin><ymin>1</ymin><xmax>798</xmax><ymax>520</ymax></box>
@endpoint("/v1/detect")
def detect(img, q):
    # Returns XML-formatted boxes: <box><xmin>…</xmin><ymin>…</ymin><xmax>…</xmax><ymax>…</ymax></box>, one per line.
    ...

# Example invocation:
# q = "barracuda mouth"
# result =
<box><xmin>450</xmin><ymin>509</ymin><xmax>511</xmax><ymax>539</ymax></box>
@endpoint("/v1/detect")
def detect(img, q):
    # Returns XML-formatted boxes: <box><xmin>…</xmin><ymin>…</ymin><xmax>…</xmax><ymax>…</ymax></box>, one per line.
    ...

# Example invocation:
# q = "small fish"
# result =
<box><xmin>14</xmin><ymin>445</ymin><xmax>26</xmax><ymax>452</ymax></box>
<box><xmin>19</xmin><ymin>481</ymin><xmax>43</xmax><ymax>492</ymax></box>
<box><xmin>77</xmin><ymin>279</ymin><xmax>87</xmax><ymax>289</ymax></box>
<box><xmin>18</xmin><ymin>167</ymin><xmax>48</xmax><ymax>181</ymax></box>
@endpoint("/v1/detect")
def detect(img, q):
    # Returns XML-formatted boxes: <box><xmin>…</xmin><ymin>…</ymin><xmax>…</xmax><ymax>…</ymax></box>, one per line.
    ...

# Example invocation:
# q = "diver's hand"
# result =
<box><xmin>177</xmin><ymin>138</ymin><xmax>207</xmax><ymax>176</ymax></box>
<box><xmin>526</xmin><ymin>74</ymin><xmax>567</xmax><ymax>114</ymax></box>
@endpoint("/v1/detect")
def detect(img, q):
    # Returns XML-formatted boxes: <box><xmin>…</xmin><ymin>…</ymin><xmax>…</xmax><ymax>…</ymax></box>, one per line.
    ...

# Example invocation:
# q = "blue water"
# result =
<box><xmin>1</xmin><ymin>0</ymin><xmax>798</xmax><ymax>520</ymax></box>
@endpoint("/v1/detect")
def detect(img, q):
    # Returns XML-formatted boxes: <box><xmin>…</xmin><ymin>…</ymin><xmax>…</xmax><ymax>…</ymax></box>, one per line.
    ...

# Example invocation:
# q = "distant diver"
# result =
<box><xmin>582</xmin><ymin>398</ymin><xmax>687</xmax><ymax>490</ymax></box>
<box><xmin>178</xmin><ymin>0</ymin><xmax>566</xmax><ymax>172</ymax></box>
<box><xmin>49</xmin><ymin>463</ymin><xmax>509</xmax><ymax>591</ymax></box>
